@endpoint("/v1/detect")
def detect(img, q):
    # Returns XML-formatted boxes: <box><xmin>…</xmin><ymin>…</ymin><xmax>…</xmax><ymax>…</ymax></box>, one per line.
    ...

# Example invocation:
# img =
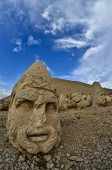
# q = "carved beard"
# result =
<box><xmin>8</xmin><ymin>122</ymin><xmax>60</xmax><ymax>154</ymax></box>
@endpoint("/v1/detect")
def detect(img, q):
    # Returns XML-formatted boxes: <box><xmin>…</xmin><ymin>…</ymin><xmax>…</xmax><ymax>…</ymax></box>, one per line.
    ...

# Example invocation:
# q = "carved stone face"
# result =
<box><xmin>7</xmin><ymin>88</ymin><xmax>61</xmax><ymax>154</ymax></box>
<box><xmin>96</xmin><ymin>92</ymin><xmax>106</xmax><ymax>106</ymax></box>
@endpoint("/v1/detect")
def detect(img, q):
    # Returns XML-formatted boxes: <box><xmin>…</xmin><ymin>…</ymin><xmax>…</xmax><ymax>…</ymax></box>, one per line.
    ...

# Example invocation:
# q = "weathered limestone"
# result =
<box><xmin>0</xmin><ymin>102</ymin><xmax>9</xmax><ymax>111</ymax></box>
<box><xmin>58</xmin><ymin>94</ymin><xmax>69</xmax><ymax>111</ymax></box>
<box><xmin>58</xmin><ymin>92</ymin><xmax>92</xmax><ymax>110</ymax></box>
<box><xmin>95</xmin><ymin>92</ymin><xmax>107</xmax><ymax>106</ymax></box>
<box><xmin>0</xmin><ymin>96</ymin><xmax>10</xmax><ymax>111</ymax></box>
<box><xmin>68</xmin><ymin>99</ymin><xmax>77</xmax><ymax>109</ymax></box>
<box><xmin>6</xmin><ymin>62</ymin><xmax>61</xmax><ymax>154</ymax></box>
<box><xmin>91</xmin><ymin>81</ymin><xmax>112</xmax><ymax>107</ymax></box>
<box><xmin>71</xmin><ymin>93</ymin><xmax>82</xmax><ymax>103</ymax></box>
<box><xmin>92</xmin><ymin>81</ymin><xmax>104</xmax><ymax>107</ymax></box>
<box><xmin>77</xmin><ymin>99</ymin><xmax>92</xmax><ymax>109</ymax></box>
<box><xmin>105</xmin><ymin>94</ymin><xmax>112</xmax><ymax>106</ymax></box>
<box><xmin>71</xmin><ymin>93</ymin><xmax>92</xmax><ymax>109</ymax></box>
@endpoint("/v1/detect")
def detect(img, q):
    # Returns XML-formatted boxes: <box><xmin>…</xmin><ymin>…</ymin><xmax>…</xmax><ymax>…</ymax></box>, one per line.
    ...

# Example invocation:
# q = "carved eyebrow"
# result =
<box><xmin>34</xmin><ymin>95</ymin><xmax>57</xmax><ymax>108</ymax></box>
<box><xmin>15</xmin><ymin>97</ymin><xmax>33</xmax><ymax>106</ymax></box>
<box><xmin>15</xmin><ymin>89</ymin><xmax>38</xmax><ymax>102</ymax></box>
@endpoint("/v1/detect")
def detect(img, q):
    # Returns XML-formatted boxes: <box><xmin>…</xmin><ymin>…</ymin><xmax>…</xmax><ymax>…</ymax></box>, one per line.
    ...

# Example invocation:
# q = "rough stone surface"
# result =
<box><xmin>59</xmin><ymin>93</ymin><xmax>92</xmax><ymax>110</ymax></box>
<box><xmin>1</xmin><ymin>80</ymin><xmax>112</xmax><ymax>111</ymax></box>
<box><xmin>43</xmin><ymin>155</ymin><xmax>52</xmax><ymax>162</ymax></box>
<box><xmin>0</xmin><ymin>105</ymin><xmax>112</xmax><ymax>169</ymax></box>
<box><xmin>71</xmin><ymin>93</ymin><xmax>82</xmax><ymax>103</ymax></box>
<box><xmin>0</xmin><ymin>96</ymin><xmax>10</xmax><ymax>111</ymax></box>
<box><xmin>58</xmin><ymin>94</ymin><xmax>69</xmax><ymax>111</ymax></box>
<box><xmin>77</xmin><ymin>99</ymin><xmax>92</xmax><ymax>109</ymax></box>
<box><xmin>6</xmin><ymin>62</ymin><xmax>61</xmax><ymax>154</ymax></box>
<box><xmin>92</xmin><ymin>81</ymin><xmax>104</xmax><ymax>107</ymax></box>
<box><xmin>0</xmin><ymin>63</ymin><xmax>112</xmax><ymax>169</ymax></box>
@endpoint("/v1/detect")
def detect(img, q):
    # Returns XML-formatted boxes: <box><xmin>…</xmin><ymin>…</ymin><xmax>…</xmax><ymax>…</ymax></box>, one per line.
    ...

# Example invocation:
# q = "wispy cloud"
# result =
<box><xmin>70</xmin><ymin>0</ymin><xmax>112</xmax><ymax>88</ymax></box>
<box><xmin>13</xmin><ymin>47</ymin><xmax>22</xmax><ymax>52</ymax></box>
<box><xmin>0</xmin><ymin>76</ymin><xmax>12</xmax><ymax>99</ymax></box>
<box><xmin>41</xmin><ymin>5</ymin><xmax>52</xmax><ymax>21</ymax></box>
<box><xmin>102</xmin><ymin>81</ymin><xmax>112</xmax><ymax>89</ymax></box>
<box><xmin>55</xmin><ymin>37</ymin><xmax>88</xmax><ymax>49</ymax></box>
<box><xmin>0</xmin><ymin>78</ymin><xmax>11</xmax><ymax>99</ymax></box>
<box><xmin>34</xmin><ymin>54</ymin><xmax>40</xmax><ymax>62</ymax></box>
<box><xmin>43</xmin><ymin>62</ymin><xmax>54</xmax><ymax>75</ymax></box>
<box><xmin>27</xmin><ymin>35</ymin><xmax>40</xmax><ymax>46</ymax></box>
<box><xmin>1</xmin><ymin>0</ymin><xmax>112</xmax><ymax>88</ymax></box>
<box><xmin>12</xmin><ymin>38</ymin><xmax>22</xmax><ymax>52</ymax></box>
<box><xmin>0</xmin><ymin>81</ymin><xmax>7</xmax><ymax>86</ymax></box>
<box><xmin>0</xmin><ymin>89</ymin><xmax>11</xmax><ymax>99</ymax></box>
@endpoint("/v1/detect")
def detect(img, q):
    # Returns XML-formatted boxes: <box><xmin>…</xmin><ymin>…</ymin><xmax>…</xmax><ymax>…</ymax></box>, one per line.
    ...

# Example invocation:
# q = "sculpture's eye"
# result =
<box><xmin>16</xmin><ymin>100</ymin><xmax>34</xmax><ymax>109</ymax></box>
<box><xmin>45</xmin><ymin>102</ymin><xmax>57</xmax><ymax>114</ymax></box>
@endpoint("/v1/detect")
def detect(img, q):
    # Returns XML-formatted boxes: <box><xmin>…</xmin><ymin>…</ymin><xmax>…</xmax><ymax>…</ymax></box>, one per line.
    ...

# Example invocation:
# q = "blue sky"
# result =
<box><xmin>0</xmin><ymin>0</ymin><xmax>112</xmax><ymax>98</ymax></box>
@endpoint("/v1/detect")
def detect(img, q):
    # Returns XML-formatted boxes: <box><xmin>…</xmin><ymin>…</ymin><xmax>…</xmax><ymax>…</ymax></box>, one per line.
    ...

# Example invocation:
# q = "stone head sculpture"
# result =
<box><xmin>6</xmin><ymin>62</ymin><xmax>61</xmax><ymax>154</ymax></box>
<box><xmin>92</xmin><ymin>81</ymin><xmax>104</xmax><ymax>107</ymax></box>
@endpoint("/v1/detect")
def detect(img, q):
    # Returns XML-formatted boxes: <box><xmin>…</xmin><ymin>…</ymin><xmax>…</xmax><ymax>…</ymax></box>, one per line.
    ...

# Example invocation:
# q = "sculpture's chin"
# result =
<box><xmin>26</xmin><ymin>127</ymin><xmax>50</xmax><ymax>143</ymax></box>
<box><xmin>8</xmin><ymin>125</ymin><xmax>60</xmax><ymax>154</ymax></box>
<box><xmin>27</xmin><ymin>129</ymin><xmax>59</xmax><ymax>153</ymax></box>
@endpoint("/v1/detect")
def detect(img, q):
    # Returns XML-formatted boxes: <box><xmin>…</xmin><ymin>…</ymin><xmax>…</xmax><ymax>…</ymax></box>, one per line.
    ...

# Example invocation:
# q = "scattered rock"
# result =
<box><xmin>47</xmin><ymin>162</ymin><xmax>54</xmax><ymax>169</ymax></box>
<box><xmin>65</xmin><ymin>162</ymin><xmax>74</xmax><ymax>170</ymax></box>
<box><xmin>0</xmin><ymin>95</ymin><xmax>112</xmax><ymax>170</ymax></box>
<box><xmin>18</xmin><ymin>155</ymin><xmax>26</xmax><ymax>162</ymax></box>
<box><xmin>44</xmin><ymin>155</ymin><xmax>52</xmax><ymax>162</ymax></box>
<box><xmin>69</xmin><ymin>156</ymin><xmax>83</xmax><ymax>162</ymax></box>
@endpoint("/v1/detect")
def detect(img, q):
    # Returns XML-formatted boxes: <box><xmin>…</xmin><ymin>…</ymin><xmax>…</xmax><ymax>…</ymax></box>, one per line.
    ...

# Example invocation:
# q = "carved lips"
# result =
<box><xmin>28</xmin><ymin>133</ymin><xmax>48</xmax><ymax>142</ymax></box>
<box><xmin>26</xmin><ymin>127</ymin><xmax>50</xmax><ymax>142</ymax></box>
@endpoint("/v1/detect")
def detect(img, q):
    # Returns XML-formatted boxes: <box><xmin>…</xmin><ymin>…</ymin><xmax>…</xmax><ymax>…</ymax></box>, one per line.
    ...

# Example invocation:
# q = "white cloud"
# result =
<box><xmin>50</xmin><ymin>18</ymin><xmax>65</xmax><ymax>35</ymax></box>
<box><xmin>15</xmin><ymin>39</ymin><xmax>22</xmax><ymax>45</ymax></box>
<box><xmin>70</xmin><ymin>0</ymin><xmax>112</xmax><ymax>88</ymax></box>
<box><xmin>85</xmin><ymin>0</ymin><xmax>112</xmax><ymax>40</ymax></box>
<box><xmin>3</xmin><ymin>0</ymin><xmax>89</xmax><ymax>34</ymax></box>
<box><xmin>12</xmin><ymin>39</ymin><xmax>22</xmax><ymax>52</ymax></box>
<box><xmin>52</xmin><ymin>0</ymin><xmax>112</xmax><ymax>89</ymax></box>
<box><xmin>27</xmin><ymin>35</ymin><xmax>40</xmax><ymax>46</ymax></box>
<box><xmin>13</xmin><ymin>46</ymin><xmax>22</xmax><ymax>52</ymax></box>
<box><xmin>42</xmin><ymin>61</ymin><xmax>54</xmax><ymax>75</ymax></box>
<box><xmin>44</xmin><ymin>30</ymin><xmax>50</xmax><ymax>34</ymax></box>
<box><xmin>1</xmin><ymin>0</ymin><xmax>112</xmax><ymax>89</ymax></box>
<box><xmin>44</xmin><ymin>63</ymin><xmax>54</xmax><ymax>75</ymax></box>
<box><xmin>102</xmin><ymin>81</ymin><xmax>112</xmax><ymax>89</ymax></box>
<box><xmin>0</xmin><ymin>89</ymin><xmax>11</xmax><ymax>99</ymax></box>
<box><xmin>55</xmin><ymin>37</ymin><xmax>88</xmax><ymax>49</ymax></box>
<box><xmin>41</xmin><ymin>5</ymin><xmax>52</xmax><ymax>21</ymax></box>
<box><xmin>44</xmin><ymin>21</ymin><xmax>64</xmax><ymax>35</ymax></box>
<box><xmin>0</xmin><ymin>81</ymin><xmax>8</xmax><ymax>86</ymax></box>
<box><xmin>82</xmin><ymin>45</ymin><xmax>103</xmax><ymax>60</ymax></box>
<box><xmin>0</xmin><ymin>78</ymin><xmax>11</xmax><ymax>99</ymax></box>
<box><xmin>34</xmin><ymin>54</ymin><xmax>40</xmax><ymax>62</ymax></box>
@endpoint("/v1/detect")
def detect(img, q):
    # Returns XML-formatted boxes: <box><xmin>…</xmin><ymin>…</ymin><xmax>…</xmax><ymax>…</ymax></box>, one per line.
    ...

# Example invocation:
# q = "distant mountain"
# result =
<box><xmin>53</xmin><ymin>78</ymin><xmax>112</xmax><ymax>95</ymax></box>
<box><xmin>0</xmin><ymin>78</ymin><xmax>112</xmax><ymax>106</ymax></box>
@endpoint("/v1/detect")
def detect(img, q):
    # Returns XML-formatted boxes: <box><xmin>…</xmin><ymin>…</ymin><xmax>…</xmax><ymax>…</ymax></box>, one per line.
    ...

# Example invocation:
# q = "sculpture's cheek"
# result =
<box><xmin>47</xmin><ymin>113</ymin><xmax>60</xmax><ymax>129</ymax></box>
<box><xmin>10</xmin><ymin>107</ymin><xmax>33</xmax><ymax>127</ymax></box>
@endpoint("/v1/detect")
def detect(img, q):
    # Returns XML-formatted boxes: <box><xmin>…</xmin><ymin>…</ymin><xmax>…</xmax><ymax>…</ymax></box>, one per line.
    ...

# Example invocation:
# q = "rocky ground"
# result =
<box><xmin>0</xmin><ymin>106</ymin><xmax>112</xmax><ymax>170</ymax></box>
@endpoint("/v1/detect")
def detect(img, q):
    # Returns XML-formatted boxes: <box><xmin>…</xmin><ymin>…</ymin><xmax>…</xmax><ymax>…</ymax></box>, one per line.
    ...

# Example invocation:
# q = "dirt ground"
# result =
<box><xmin>0</xmin><ymin>106</ymin><xmax>112</xmax><ymax>170</ymax></box>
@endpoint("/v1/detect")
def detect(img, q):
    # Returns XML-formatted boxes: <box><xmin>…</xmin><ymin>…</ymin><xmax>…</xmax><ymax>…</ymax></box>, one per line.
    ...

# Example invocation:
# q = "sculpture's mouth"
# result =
<box><xmin>28</xmin><ymin>133</ymin><xmax>48</xmax><ymax>142</ymax></box>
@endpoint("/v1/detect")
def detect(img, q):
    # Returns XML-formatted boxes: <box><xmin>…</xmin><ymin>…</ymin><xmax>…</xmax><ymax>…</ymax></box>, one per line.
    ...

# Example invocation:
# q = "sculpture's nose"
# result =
<box><xmin>31</xmin><ymin>103</ymin><xmax>46</xmax><ymax>128</ymax></box>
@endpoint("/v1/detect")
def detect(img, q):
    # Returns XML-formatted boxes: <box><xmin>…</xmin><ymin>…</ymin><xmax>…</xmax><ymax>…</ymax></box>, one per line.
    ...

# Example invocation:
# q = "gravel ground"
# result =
<box><xmin>0</xmin><ymin>106</ymin><xmax>112</xmax><ymax>170</ymax></box>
